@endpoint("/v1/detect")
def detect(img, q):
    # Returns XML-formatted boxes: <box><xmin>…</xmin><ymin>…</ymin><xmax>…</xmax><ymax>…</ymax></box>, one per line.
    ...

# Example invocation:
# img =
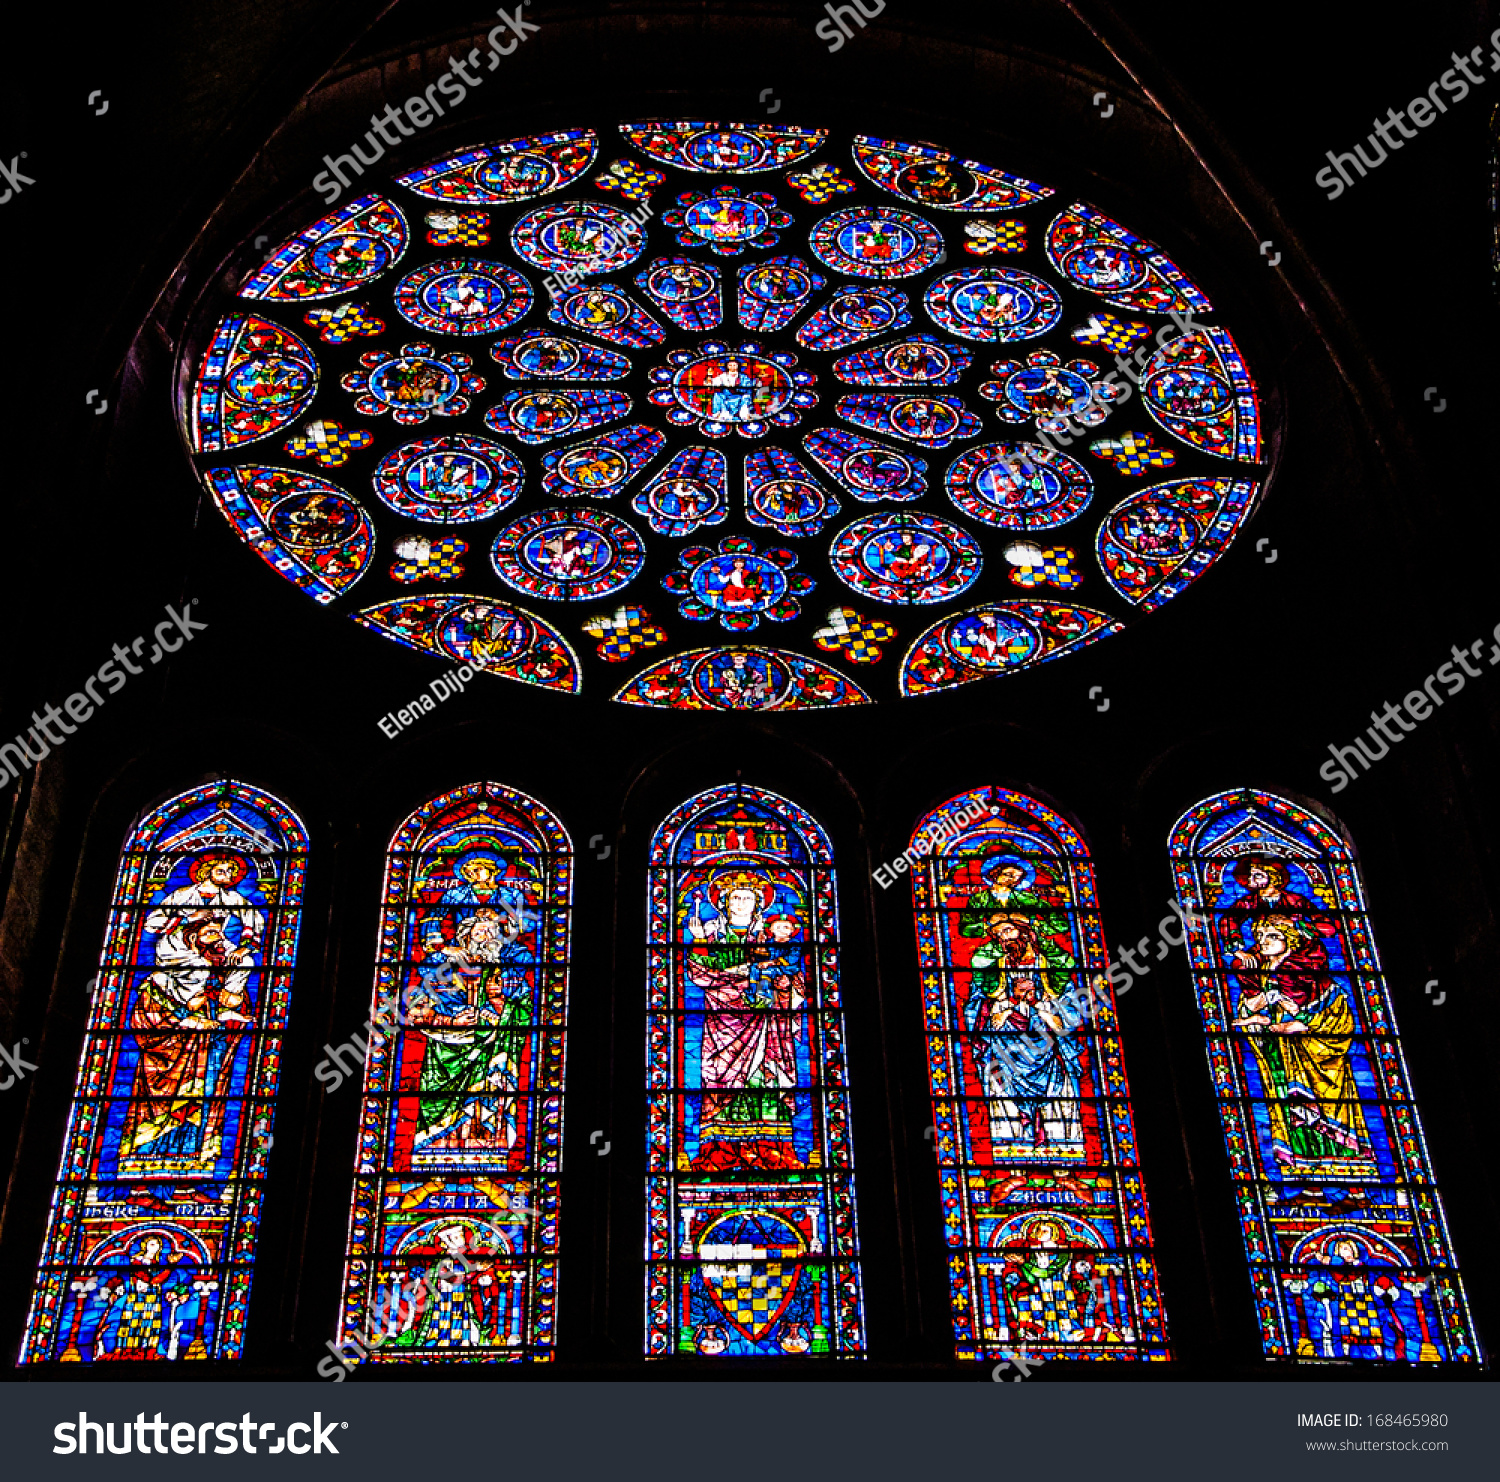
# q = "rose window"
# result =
<box><xmin>182</xmin><ymin>122</ymin><xmax>1267</xmax><ymax>709</ymax></box>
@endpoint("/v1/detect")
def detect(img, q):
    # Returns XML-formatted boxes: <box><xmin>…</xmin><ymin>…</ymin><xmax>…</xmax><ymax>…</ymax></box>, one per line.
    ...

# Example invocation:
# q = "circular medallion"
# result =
<box><xmin>809</xmin><ymin>207</ymin><xmax>944</xmax><ymax>279</ymax></box>
<box><xmin>393</xmin><ymin>259</ymin><xmax>532</xmax><ymax>336</ymax></box>
<box><xmin>749</xmin><ymin>480</ymin><xmax>826</xmax><ymax>528</ymax></box>
<box><xmin>512</xmin><ymin>335</ymin><xmax>582</xmax><ymax>375</ymax></box>
<box><xmin>227</xmin><ymin>355</ymin><xmax>312</xmax><ymax>409</ymax></box>
<box><xmin>828</xmin><ymin>288</ymin><xmax>899</xmax><ymax>333</ymax></box>
<box><xmin>373</xmin><ymin>434</ymin><xmax>523</xmax><ymax>523</ymax></box>
<box><xmin>555</xmin><ymin>443</ymin><xmax>631</xmax><ymax>493</ymax></box>
<box><xmin>882</xmin><ymin>340</ymin><xmax>955</xmax><ymax>381</ymax></box>
<box><xmin>897</xmin><ymin>157</ymin><xmax>978</xmax><ymax>207</ymax></box>
<box><xmin>310</xmin><ymin>232</ymin><xmax>395</xmax><ymax>282</ymax></box>
<box><xmin>1101</xmin><ymin>495</ymin><xmax>1201</xmax><ymax>559</ymax></box>
<box><xmin>644</xmin><ymin>261</ymin><xmax>717</xmax><ymax>303</ymax></box>
<box><xmin>840</xmin><ymin>445</ymin><xmax>917</xmax><ymax>495</ymax></box>
<box><xmin>476</xmin><ymin>151</ymin><xmax>561</xmax><ymax>198</ymax></box>
<box><xmin>683</xmin><ymin>195</ymin><xmax>769</xmax><ymax>247</ymax></box>
<box><xmin>510</xmin><ymin>200</ymin><xmax>647</xmax><ymax>275</ymax></box>
<box><xmin>673</xmin><ymin>354</ymin><xmax>792</xmax><ymax>425</ymax></box>
<box><xmin>559</xmin><ymin>286</ymin><xmax>633</xmax><ymax>330</ymax></box>
<box><xmin>887</xmin><ymin>397</ymin><xmax>963</xmax><ymax>441</ymax></box>
<box><xmin>683</xmin><ymin>127</ymin><xmax>771</xmax><ymax>170</ymax></box>
<box><xmin>830</xmin><ymin>512</ymin><xmax>981</xmax><ymax>603</ymax></box>
<box><xmin>944</xmin><ymin>607</ymin><xmax>1041</xmax><ymax>669</ymax></box>
<box><xmin>925</xmin><ymin>268</ymin><xmax>1062</xmax><ymax>342</ymax></box>
<box><xmin>1057</xmin><ymin>239</ymin><xmax>1149</xmax><ymax>292</ymax></box>
<box><xmin>266</xmin><ymin>489</ymin><xmax>364</xmax><ymax>549</ymax></box>
<box><xmin>1145</xmin><ymin>364</ymin><xmax>1233</xmax><ymax>421</ymax></box>
<box><xmin>689</xmin><ymin>551</ymin><xmax>790</xmax><ymax>617</ymax></box>
<box><xmin>691</xmin><ymin>649</ymin><xmax>794</xmax><ymax>708</ymax></box>
<box><xmin>945</xmin><ymin>442</ymin><xmax>1094</xmax><ymax>530</ymax></box>
<box><xmin>368</xmin><ymin>354</ymin><xmax>460</xmax><ymax>412</ymax></box>
<box><xmin>743</xmin><ymin>260</ymin><xmax>814</xmax><ymax>304</ymax></box>
<box><xmin>490</xmin><ymin>506</ymin><xmax>645</xmax><ymax>600</ymax></box>
<box><xmin>996</xmin><ymin>365</ymin><xmax>1094</xmax><ymax>420</ymax></box>
<box><xmin>636</xmin><ymin>477</ymin><xmax>722</xmax><ymax>527</ymax></box>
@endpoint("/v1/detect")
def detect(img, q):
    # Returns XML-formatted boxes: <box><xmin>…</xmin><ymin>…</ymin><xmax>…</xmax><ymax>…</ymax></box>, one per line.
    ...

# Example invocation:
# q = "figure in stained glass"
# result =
<box><xmin>334</xmin><ymin>783</ymin><xmax>571</xmax><ymax>1365</ymax></box>
<box><xmin>646</xmin><ymin>788</ymin><xmax>865</xmax><ymax>1358</ymax></box>
<box><xmin>21</xmin><ymin>783</ymin><xmax>308</xmax><ymax>1365</ymax></box>
<box><xmin>907</xmin><ymin>788</ymin><xmax>1168</xmax><ymax>1361</ymax></box>
<box><xmin>1170</xmin><ymin>788</ymin><xmax>1480</xmax><ymax>1362</ymax></box>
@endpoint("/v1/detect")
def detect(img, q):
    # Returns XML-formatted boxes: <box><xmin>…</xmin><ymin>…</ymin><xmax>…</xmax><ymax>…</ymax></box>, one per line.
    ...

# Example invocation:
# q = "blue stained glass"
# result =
<box><xmin>1169</xmin><ymin>789</ymin><xmax>1481</xmax><ymax>1363</ymax></box>
<box><xmin>334</xmin><ymin>782</ymin><xmax>573</xmax><ymax>1365</ymax></box>
<box><xmin>20</xmin><ymin>781</ymin><xmax>309</xmax><ymax>1363</ymax></box>
<box><xmin>646</xmin><ymin>786</ymin><xmax>865</xmax><ymax>1358</ymax></box>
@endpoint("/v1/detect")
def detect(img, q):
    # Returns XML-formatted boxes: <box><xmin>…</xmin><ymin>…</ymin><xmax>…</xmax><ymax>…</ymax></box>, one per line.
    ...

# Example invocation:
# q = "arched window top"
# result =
<box><xmin>649</xmin><ymin>782</ymin><xmax>834</xmax><ymax>870</ymax></box>
<box><xmin>183</xmin><ymin>122</ymin><xmax>1269</xmax><ymax>712</ymax></box>
<box><xmin>645</xmin><ymin>783</ymin><xmax>865</xmax><ymax>1359</ymax></box>
<box><xmin>1169</xmin><ymin>787</ymin><xmax>1481</xmax><ymax>1364</ymax></box>
<box><xmin>908</xmin><ymin>785</ymin><xmax>1169</xmax><ymax>1363</ymax></box>
<box><xmin>388</xmin><ymin>778</ymin><xmax>572</xmax><ymax>856</ymax></box>
<box><xmin>334</xmin><ymin>781</ymin><xmax>572</xmax><ymax>1368</ymax></box>
<box><xmin>21</xmin><ymin>779</ymin><xmax>308</xmax><ymax>1364</ymax></box>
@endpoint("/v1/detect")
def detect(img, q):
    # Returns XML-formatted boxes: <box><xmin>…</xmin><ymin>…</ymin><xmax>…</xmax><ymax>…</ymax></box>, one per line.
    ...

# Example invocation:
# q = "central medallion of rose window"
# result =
<box><xmin>650</xmin><ymin>341</ymin><xmax>817</xmax><ymax>438</ymax></box>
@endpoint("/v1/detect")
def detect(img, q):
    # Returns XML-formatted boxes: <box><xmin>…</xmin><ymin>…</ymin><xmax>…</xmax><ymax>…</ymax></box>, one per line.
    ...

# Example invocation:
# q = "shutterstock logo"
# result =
<box><xmin>53</xmin><ymin>1411</ymin><xmax>345</xmax><ymax>1456</ymax></box>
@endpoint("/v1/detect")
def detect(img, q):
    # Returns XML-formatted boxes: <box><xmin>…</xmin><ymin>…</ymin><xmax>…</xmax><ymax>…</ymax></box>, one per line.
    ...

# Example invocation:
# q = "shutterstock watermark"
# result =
<box><xmin>313</xmin><ymin>4</ymin><xmax>540</xmax><ymax>205</ymax></box>
<box><xmin>54</xmin><ymin>1411</ymin><xmax>344</xmax><ymax>1455</ymax></box>
<box><xmin>1315</xmin><ymin>37</ymin><xmax>1500</xmax><ymax>200</ymax></box>
<box><xmin>817</xmin><ymin>0</ymin><xmax>885</xmax><ymax>52</ymax></box>
<box><xmin>0</xmin><ymin>600</ymin><xmax>207</xmax><ymax>788</ymax></box>
<box><xmin>1320</xmin><ymin>624</ymin><xmax>1500</xmax><ymax>792</ymax></box>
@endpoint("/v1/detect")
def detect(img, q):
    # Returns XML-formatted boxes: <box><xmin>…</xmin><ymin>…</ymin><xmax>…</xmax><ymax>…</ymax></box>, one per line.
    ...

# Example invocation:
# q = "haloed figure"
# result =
<box><xmin>1230</xmin><ymin>913</ymin><xmax>1369</xmax><ymax>1168</ymax></box>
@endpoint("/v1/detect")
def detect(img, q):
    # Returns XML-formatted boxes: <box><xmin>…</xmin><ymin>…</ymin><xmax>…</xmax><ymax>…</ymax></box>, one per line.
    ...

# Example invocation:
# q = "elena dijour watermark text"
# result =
<box><xmin>1320</xmin><ymin>625</ymin><xmax>1500</xmax><ymax>792</ymax></box>
<box><xmin>378</xmin><ymin>664</ymin><xmax>475</xmax><ymax>738</ymax></box>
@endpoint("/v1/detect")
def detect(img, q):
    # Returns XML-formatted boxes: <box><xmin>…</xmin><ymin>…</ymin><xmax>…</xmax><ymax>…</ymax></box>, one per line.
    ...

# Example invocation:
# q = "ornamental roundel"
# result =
<box><xmin>183</xmin><ymin>120</ymin><xmax>1270</xmax><ymax>707</ymax></box>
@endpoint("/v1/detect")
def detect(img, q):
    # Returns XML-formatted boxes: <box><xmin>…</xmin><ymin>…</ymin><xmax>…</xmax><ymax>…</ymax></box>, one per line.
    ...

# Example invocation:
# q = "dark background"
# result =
<box><xmin>0</xmin><ymin>0</ymin><xmax>1494</xmax><ymax>1379</ymax></box>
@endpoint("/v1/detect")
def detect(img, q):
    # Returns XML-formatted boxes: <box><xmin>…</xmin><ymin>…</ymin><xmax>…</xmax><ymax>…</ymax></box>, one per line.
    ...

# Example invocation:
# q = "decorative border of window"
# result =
<box><xmin>332</xmin><ymin>781</ymin><xmax>571</xmax><ymax>1366</ymax></box>
<box><xmin>645</xmin><ymin>784</ymin><xmax>866</xmax><ymax>1359</ymax></box>
<box><xmin>1170</xmin><ymin>787</ymin><xmax>1480</xmax><ymax>1363</ymax></box>
<box><xmin>21</xmin><ymin>780</ymin><xmax>308</xmax><ymax>1363</ymax></box>
<box><xmin>910</xmin><ymin>786</ymin><xmax>1169</xmax><ymax>1362</ymax></box>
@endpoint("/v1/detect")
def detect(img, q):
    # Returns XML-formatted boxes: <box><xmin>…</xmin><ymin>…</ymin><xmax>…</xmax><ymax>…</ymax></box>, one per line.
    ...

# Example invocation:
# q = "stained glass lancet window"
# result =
<box><xmin>909</xmin><ymin>787</ymin><xmax>1168</xmax><ymax>1362</ymax></box>
<box><xmin>1169</xmin><ymin>789</ymin><xmax>1480</xmax><ymax>1363</ymax></box>
<box><xmin>20</xmin><ymin>780</ymin><xmax>308</xmax><ymax>1363</ymax></box>
<box><xmin>645</xmin><ymin>785</ymin><xmax>865</xmax><ymax>1358</ymax></box>
<box><xmin>334</xmin><ymin>782</ymin><xmax>571</xmax><ymax>1364</ymax></box>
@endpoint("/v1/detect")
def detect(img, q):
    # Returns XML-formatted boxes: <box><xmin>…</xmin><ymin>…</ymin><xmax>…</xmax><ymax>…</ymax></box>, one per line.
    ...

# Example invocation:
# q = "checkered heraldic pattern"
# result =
<box><xmin>183</xmin><ymin>121</ymin><xmax>1269</xmax><ymax>709</ymax></box>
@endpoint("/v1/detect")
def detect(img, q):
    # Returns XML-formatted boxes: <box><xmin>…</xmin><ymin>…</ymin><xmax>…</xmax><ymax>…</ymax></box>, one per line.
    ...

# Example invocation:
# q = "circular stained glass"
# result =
<box><xmin>187</xmin><ymin>121</ymin><xmax>1267</xmax><ymax>705</ymax></box>
<box><xmin>510</xmin><ymin>200</ymin><xmax>648</xmax><ymax>275</ymax></box>
<box><xmin>373</xmin><ymin>434</ymin><xmax>524</xmax><ymax>523</ymax></box>
<box><xmin>809</xmin><ymin>207</ymin><xmax>944</xmax><ymax>279</ymax></box>
<box><xmin>946</xmin><ymin>442</ymin><xmax>1093</xmax><ymax>530</ymax></box>
<box><xmin>393</xmin><ymin>259</ymin><xmax>532</xmax><ymax>336</ymax></box>
<box><xmin>830</xmin><ymin>511</ymin><xmax>981</xmax><ymax>604</ymax></box>
<box><xmin>490</xmin><ymin>506</ymin><xmax>646</xmax><ymax>600</ymax></box>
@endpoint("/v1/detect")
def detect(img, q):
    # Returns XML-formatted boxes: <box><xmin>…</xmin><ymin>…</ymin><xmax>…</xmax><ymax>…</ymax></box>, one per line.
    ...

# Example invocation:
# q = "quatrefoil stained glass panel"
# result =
<box><xmin>183</xmin><ymin>121</ymin><xmax>1268</xmax><ymax>709</ymax></box>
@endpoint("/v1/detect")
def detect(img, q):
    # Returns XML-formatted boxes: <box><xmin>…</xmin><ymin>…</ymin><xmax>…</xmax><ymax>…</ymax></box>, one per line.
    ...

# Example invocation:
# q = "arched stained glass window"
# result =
<box><xmin>20</xmin><ymin>780</ymin><xmax>308</xmax><ymax>1363</ymax></box>
<box><xmin>909</xmin><ymin>787</ymin><xmax>1168</xmax><ymax>1362</ymax></box>
<box><xmin>1170</xmin><ymin>789</ymin><xmax>1480</xmax><ymax>1362</ymax></box>
<box><xmin>334</xmin><ymin>782</ymin><xmax>571</xmax><ymax>1364</ymax></box>
<box><xmin>645</xmin><ymin>785</ymin><xmax>865</xmax><ymax>1358</ymax></box>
